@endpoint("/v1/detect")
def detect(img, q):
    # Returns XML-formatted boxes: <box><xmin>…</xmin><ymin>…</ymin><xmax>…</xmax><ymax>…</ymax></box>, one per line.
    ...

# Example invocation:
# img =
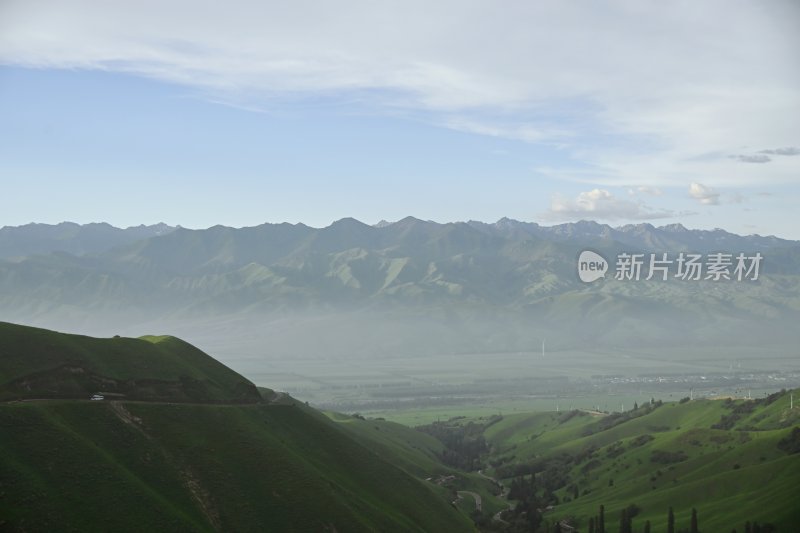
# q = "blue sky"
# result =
<box><xmin>1</xmin><ymin>1</ymin><xmax>798</xmax><ymax>238</ymax></box>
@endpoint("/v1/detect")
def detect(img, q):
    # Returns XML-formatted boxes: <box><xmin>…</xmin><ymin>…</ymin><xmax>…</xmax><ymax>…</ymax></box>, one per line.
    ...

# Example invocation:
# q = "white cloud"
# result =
<box><xmin>1</xmin><ymin>0</ymin><xmax>798</xmax><ymax>188</ymax></box>
<box><xmin>545</xmin><ymin>188</ymin><xmax>675</xmax><ymax>221</ymax></box>
<box><xmin>688</xmin><ymin>182</ymin><xmax>720</xmax><ymax>205</ymax></box>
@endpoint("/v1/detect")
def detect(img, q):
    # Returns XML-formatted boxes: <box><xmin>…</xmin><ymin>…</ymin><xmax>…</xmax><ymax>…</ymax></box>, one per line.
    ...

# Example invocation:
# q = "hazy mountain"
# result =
<box><xmin>0</xmin><ymin>218</ymin><xmax>798</xmax><ymax>359</ymax></box>
<box><xmin>468</xmin><ymin>218</ymin><xmax>795</xmax><ymax>252</ymax></box>
<box><xmin>0</xmin><ymin>221</ymin><xmax>175</xmax><ymax>260</ymax></box>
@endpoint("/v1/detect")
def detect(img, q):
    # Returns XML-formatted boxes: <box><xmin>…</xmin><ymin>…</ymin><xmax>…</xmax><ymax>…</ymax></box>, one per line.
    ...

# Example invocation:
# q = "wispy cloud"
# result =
<box><xmin>759</xmin><ymin>146</ymin><xmax>800</xmax><ymax>156</ymax></box>
<box><xmin>1</xmin><ymin>0</ymin><xmax>798</xmax><ymax>189</ymax></box>
<box><xmin>629</xmin><ymin>186</ymin><xmax>664</xmax><ymax>196</ymax></box>
<box><xmin>727</xmin><ymin>146</ymin><xmax>800</xmax><ymax>165</ymax></box>
<box><xmin>732</xmin><ymin>154</ymin><xmax>772</xmax><ymax>164</ymax></box>
<box><xmin>441</xmin><ymin>117</ymin><xmax>565</xmax><ymax>144</ymax></box>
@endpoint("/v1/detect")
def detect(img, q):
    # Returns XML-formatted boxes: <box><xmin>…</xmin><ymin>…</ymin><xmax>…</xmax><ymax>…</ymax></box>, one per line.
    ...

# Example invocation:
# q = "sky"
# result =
<box><xmin>1</xmin><ymin>1</ymin><xmax>799</xmax><ymax>238</ymax></box>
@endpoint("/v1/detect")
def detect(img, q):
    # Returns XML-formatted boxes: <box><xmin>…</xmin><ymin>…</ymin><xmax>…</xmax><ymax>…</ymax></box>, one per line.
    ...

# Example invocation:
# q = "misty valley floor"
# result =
<box><xmin>228</xmin><ymin>345</ymin><xmax>800</xmax><ymax>424</ymax></box>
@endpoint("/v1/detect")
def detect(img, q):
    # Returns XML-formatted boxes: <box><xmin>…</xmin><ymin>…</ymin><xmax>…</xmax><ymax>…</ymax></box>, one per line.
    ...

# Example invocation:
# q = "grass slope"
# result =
<box><xmin>324</xmin><ymin>411</ymin><xmax>449</xmax><ymax>478</ymax></box>
<box><xmin>483</xmin><ymin>394</ymin><xmax>800</xmax><ymax>531</ymax></box>
<box><xmin>323</xmin><ymin>411</ymin><xmax>507</xmax><ymax>517</ymax></box>
<box><xmin>0</xmin><ymin>321</ymin><xmax>261</xmax><ymax>403</ymax></box>
<box><xmin>0</xmin><ymin>323</ymin><xmax>473</xmax><ymax>532</ymax></box>
<box><xmin>0</xmin><ymin>400</ymin><xmax>473</xmax><ymax>532</ymax></box>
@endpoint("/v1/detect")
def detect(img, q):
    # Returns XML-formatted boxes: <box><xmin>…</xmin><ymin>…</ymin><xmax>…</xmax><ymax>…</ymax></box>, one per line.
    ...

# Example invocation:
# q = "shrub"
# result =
<box><xmin>650</xmin><ymin>449</ymin><xmax>688</xmax><ymax>464</ymax></box>
<box><xmin>777</xmin><ymin>427</ymin><xmax>800</xmax><ymax>454</ymax></box>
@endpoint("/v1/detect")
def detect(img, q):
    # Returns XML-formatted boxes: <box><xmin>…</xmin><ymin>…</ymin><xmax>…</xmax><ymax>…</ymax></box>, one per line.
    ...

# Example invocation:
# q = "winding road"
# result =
<box><xmin>456</xmin><ymin>491</ymin><xmax>482</xmax><ymax>512</ymax></box>
<box><xmin>477</xmin><ymin>469</ymin><xmax>514</xmax><ymax>523</ymax></box>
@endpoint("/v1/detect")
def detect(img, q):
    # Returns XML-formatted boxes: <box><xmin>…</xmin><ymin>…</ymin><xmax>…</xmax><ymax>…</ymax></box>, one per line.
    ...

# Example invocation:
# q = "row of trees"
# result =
<box><xmin>581</xmin><ymin>505</ymin><xmax>694</xmax><ymax>533</ymax></box>
<box><xmin>416</xmin><ymin>420</ymin><xmax>488</xmax><ymax>470</ymax></box>
<box><xmin>577</xmin><ymin>505</ymin><xmax>775</xmax><ymax>533</ymax></box>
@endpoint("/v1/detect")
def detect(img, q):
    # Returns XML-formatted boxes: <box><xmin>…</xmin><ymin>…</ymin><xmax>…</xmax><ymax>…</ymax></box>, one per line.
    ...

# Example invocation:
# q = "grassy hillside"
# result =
<box><xmin>0</xmin><ymin>321</ymin><xmax>261</xmax><ymax>403</ymax></box>
<box><xmin>323</xmin><ymin>411</ymin><xmax>508</xmax><ymax>517</ymax></box>
<box><xmin>4</xmin><ymin>323</ymin><xmax>799</xmax><ymax>531</ymax></box>
<box><xmin>0</xmin><ymin>323</ymin><xmax>473</xmax><ymax>532</ymax></box>
<box><xmin>480</xmin><ymin>393</ymin><xmax>800</xmax><ymax>531</ymax></box>
<box><xmin>325</xmin><ymin>411</ymin><xmax>449</xmax><ymax>478</ymax></box>
<box><xmin>0</xmin><ymin>401</ymin><xmax>472</xmax><ymax>532</ymax></box>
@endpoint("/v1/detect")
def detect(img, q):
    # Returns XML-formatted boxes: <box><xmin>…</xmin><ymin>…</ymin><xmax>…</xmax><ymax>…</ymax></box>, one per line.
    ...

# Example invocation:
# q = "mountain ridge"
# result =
<box><xmin>1</xmin><ymin>218</ymin><xmax>798</xmax><ymax>357</ymax></box>
<box><xmin>0</xmin><ymin>221</ymin><xmax>176</xmax><ymax>260</ymax></box>
<box><xmin>2</xmin><ymin>218</ymin><xmax>795</xmax><ymax>262</ymax></box>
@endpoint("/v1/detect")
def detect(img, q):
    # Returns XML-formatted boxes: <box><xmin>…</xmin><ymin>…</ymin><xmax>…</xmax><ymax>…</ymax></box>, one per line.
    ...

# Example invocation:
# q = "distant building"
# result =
<box><xmin>90</xmin><ymin>394</ymin><xmax>104</xmax><ymax>401</ymax></box>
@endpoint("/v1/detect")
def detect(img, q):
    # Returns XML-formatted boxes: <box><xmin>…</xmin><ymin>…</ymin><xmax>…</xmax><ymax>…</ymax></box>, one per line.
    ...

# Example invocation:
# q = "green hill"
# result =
<box><xmin>0</xmin><ymin>401</ymin><xmax>473</xmax><ymax>532</ymax></box>
<box><xmin>4</xmin><ymin>323</ymin><xmax>799</xmax><ymax>532</ymax></box>
<box><xmin>480</xmin><ymin>393</ymin><xmax>800</xmax><ymax>531</ymax></box>
<box><xmin>325</xmin><ymin>411</ymin><xmax>449</xmax><ymax>477</ymax></box>
<box><xmin>0</xmin><ymin>323</ymin><xmax>473</xmax><ymax>532</ymax></box>
<box><xmin>0</xmin><ymin>321</ymin><xmax>261</xmax><ymax>403</ymax></box>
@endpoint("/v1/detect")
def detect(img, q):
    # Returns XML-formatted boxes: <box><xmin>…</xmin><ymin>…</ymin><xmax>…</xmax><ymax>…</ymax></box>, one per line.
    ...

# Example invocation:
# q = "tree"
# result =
<box><xmin>599</xmin><ymin>505</ymin><xmax>606</xmax><ymax>533</ymax></box>
<box><xmin>588</xmin><ymin>517</ymin><xmax>595</xmax><ymax>533</ymax></box>
<box><xmin>667</xmin><ymin>507</ymin><xmax>675</xmax><ymax>533</ymax></box>
<box><xmin>634</xmin><ymin>401</ymin><xmax>639</xmax><ymax>410</ymax></box>
<box><xmin>644</xmin><ymin>520</ymin><xmax>651</xmax><ymax>533</ymax></box>
<box><xmin>619</xmin><ymin>508</ymin><xmax>632</xmax><ymax>533</ymax></box>
<box><xmin>691</xmin><ymin>507</ymin><xmax>699</xmax><ymax>533</ymax></box>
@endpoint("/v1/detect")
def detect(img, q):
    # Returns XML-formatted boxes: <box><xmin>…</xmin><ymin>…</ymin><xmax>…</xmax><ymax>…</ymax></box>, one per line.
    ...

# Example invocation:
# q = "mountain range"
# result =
<box><xmin>1</xmin><ymin>218</ymin><xmax>798</xmax><ymax>361</ymax></box>
<box><xmin>0</xmin><ymin>221</ymin><xmax>175</xmax><ymax>260</ymax></box>
<box><xmin>3</xmin><ymin>218</ymin><xmax>794</xmax><ymax>260</ymax></box>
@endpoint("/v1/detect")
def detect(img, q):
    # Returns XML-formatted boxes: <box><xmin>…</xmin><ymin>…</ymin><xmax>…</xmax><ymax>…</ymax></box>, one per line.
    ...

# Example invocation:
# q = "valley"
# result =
<box><xmin>237</xmin><ymin>345</ymin><xmax>800</xmax><ymax>425</ymax></box>
<box><xmin>1</xmin><ymin>322</ymin><xmax>798</xmax><ymax>532</ymax></box>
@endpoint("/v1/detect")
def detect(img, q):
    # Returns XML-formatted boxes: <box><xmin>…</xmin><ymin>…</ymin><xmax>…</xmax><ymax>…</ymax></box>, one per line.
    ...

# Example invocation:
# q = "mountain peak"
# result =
<box><xmin>617</xmin><ymin>222</ymin><xmax>656</xmax><ymax>233</ymax></box>
<box><xmin>329</xmin><ymin>217</ymin><xmax>371</xmax><ymax>229</ymax></box>
<box><xmin>392</xmin><ymin>216</ymin><xmax>428</xmax><ymax>228</ymax></box>
<box><xmin>660</xmin><ymin>223</ymin><xmax>688</xmax><ymax>233</ymax></box>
